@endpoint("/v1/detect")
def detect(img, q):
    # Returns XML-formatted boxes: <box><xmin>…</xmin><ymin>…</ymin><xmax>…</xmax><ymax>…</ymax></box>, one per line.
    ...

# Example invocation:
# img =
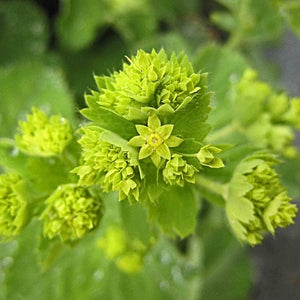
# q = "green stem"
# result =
<box><xmin>195</xmin><ymin>174</ymin><xmax>227</xmax><ymax>199</ymax></box>
<box><xmin>208</xmin><ymin>123</ymin><xmax>238</xmax><ymax>143</ymax></box>
<box><xmin>180</xmin><ymin>153</ymin><xmax>198</xmax><ymax>157</ymax></box>
<box><xmin>226</xmin><ymin>31</ymin><xmax>242</xmax><ymax>50</ymax></box>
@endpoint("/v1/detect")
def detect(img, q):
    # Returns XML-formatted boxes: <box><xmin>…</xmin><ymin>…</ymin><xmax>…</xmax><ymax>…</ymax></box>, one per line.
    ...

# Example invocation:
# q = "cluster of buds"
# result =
<box><xmin>15</xmin><ymin>107</ymin><xmax>73</xmax><ymax>157</ymax></box>
<box><xmin>0</xmin><ymin>173</ymin><xmax>28</xmax><ymax>240</ymax></box>
<box><xmin>226</xmin><ymin>153</ymin><xmax>297</xmax><ymax>246</ymax></box>
<box><xmin>41</xmin><ymin>184</ymin><xmax>103</xmax><ymax>242</ymax></box>
<box><xmin>94</xmin><ymin>49</ymin><xmax>203</xmax><ymax>118</ymax></box>
<box><xmin>233</xmin><ymin>69</ymin><xmax>300</xmax><ymax>158</ymax></box>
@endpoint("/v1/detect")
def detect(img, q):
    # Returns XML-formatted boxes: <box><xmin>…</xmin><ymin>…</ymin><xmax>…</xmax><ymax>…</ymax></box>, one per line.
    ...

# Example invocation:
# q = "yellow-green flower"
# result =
<box><xmin>128</xmin><ymin>112</ymin><xmax>183</xmax><ymax>166</ymax></box>
<box><xmin>226</xmin><ymin>153</ymin><xmax>297</xmax><ymax>246</ymax></box>
<box><xmin>41</xmin><ymin>184</ymin><xmax>103</xmax><ymax>242</ymax></box>
<box><xmin>197</xmin><ymin>145</ymin><xmax>224</xmax><ymax>168</ymax></box>
<box><xmin>0</xmin><ymin>173</ymin><xmax>28</xmax><ymax>240</ymax></box>
<box><xmin>97</xmin><ymin>225</ymin><xmax>148</xmax><ymax>274</ymax></box>
<box><xmin>163</xmin><ymin>154</ymin><xmax>196</xmax><ymax>187</ymax></box>
<box><xmin>15</xmin><ymin>107</ymin><xmax>73</xmax><ymax>157</ymax></box>
<box><xmin>72</xmin><ymin>126</ymin><xmax>140</xmax><ymax>201</ymax></box>
<box><xmin>91</xmin><ymin>49</ymin><xmax>204</xmax><ymax>119</ymax></box>
<box><xmin>233</xmin><ymin>69</ymin><xmax>300</xmax><ymax>157</ymax></box>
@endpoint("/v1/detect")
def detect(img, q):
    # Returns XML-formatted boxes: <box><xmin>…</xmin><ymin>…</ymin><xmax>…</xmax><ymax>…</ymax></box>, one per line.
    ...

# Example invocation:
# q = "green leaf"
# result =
<box><xmin>147</xmin><ymin>186</ymin><xmax>198</xmax><ymax>238</ymax></box>
<box><xmin>211</xmin><ymin>0</ymin><xmax>283</xmax><ymax>48</ymax></box>
<box><xmin>0</xmin><ymin>143</ymin><xmax>75</xmax><ymax>196</ymax></box>
<box><xmin>276</xmin><ymin>157</ymin><xmax>300</xmax><ymax>199</ymax></box>
<box><xmin>0</xmin><ymin>61</ymin><xmax>75</xmax><ymax>137</ymax></box>
<box><xmin>0</xmin><ymin>1</ymin><xmax>49</xmax><ymax>65</ymax></box>
<box><xmin>56</xmin><ymin>0</ymin><xmax>108</xmax><ymax>51</ymax></box>
<box><xmin>210</xmin><ymin>12</ymin><xmax>237</xmax><ymax>32</ymax></box>
<box><xmin>81</xmin><ymin>103</ymin><xmax>137</xmax><ymax>140</ymax></box>
<box><xmin>199</xmin><ymin>207</ymin><xmax>252</xmax><ymax>300</ymax></box>
<box><xmin>151</xmin><ymin>0</ymin><xmax>199</xmax><ymax>23</ymax></box>
<box><xmin>171</xmin><ymin>93</ymin><xmax>212</xmax><ymax>142</ymax></box>
<box><xmin>109</xmin><ymin>0</ymin><xmax>158</xmax><ymax>43</ymax></box>
<box><xmin>60</xmin><ymin>37</ymin><xmax>127</xmax><ymax>97</ymax></box>
<box><xmin>195</xmin><ymin>183</ymin><xmax>225</xmax><ymax>207</ymax></box>
<box><xmin>120</xmin><ymin>201</ymin><xmax>154</xmax><ymax>244</ymax></box>
<box><xmin>193</xmin><ymin>45</ymin><xmax>248</xmax><ymax>130</ymax></box>
<box><xmin>273</xmin><ymin>0</ymin><xmax>300</xmax><ymax>39</ymax></box>
<box><xmin>1</xmin><ymin>207</ymin><xmax>200</xmax><ymax>300</ymax></box>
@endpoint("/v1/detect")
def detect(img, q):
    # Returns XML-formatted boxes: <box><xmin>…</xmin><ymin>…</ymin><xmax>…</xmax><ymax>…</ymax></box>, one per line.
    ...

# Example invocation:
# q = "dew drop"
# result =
<box><xmin>159</xmin><ymin>280</ymin><xmax>170</xmax><ymax>291</ymax></box>
<box><xmin>2</xmin><ymin>256</ymin><xmax>14</xmax><ymax>268</ymax></box>
<box><xmin>160</xmin><ymin>250</ymin><xmax>171</xmax><ymax>265</ymax></box>
<box><xmin>171</xmin><ymin>266</ymin><xmax>183</xmax><ymax>283</ymax></box>
<box><xmin>11</xmin><ymin>147</ymin><xmax>19</xmax><ymax>157</ymax></box>
<box><xmin>229</xmin><ymin>73</ymin><xmax>238</xmax><ymax>83</ymax></box>
<box><xmin>93</xmin><ymin>269</ymin><xmax>104</xmax><ymax>282</ymax></box>
<box><xmin>48</xmin><ymin>158</ymin><xmax>55</xmax><ymax>165</ymax></box>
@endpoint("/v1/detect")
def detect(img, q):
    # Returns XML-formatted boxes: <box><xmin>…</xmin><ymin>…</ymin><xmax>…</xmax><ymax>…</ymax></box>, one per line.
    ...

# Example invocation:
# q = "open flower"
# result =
<box><xmin>128</xmin><ymin>112</ymin><xmax>183</xmax><ymax>166</ymax></box>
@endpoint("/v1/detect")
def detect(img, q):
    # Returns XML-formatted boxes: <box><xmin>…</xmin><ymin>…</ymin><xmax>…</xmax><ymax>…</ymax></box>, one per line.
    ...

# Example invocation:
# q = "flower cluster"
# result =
<box><xmin>233</xmin><ymin>69</ymin><xmax>300</xmax><ymax>157</ymax></box>
<box><xmin>74</xmin><ymin>49</ymin><xmax>223</xmax><ymax>202</ymax></box>
<box><xmin>41</xmin><ymin>184</ymin><xmax>103</xmax><ymax>242</ymax></box>
<box><xmin>163</xmin><ymin>154</ymin><xmax>196</xmax><ymax>187</ymax></box>
<box><xmin>226</xmin><ymin>153</ymin><xmax>297</xmax><ymax>246</ymax></box>
<box><xmin>92</xmin><ymin>49</ymin><xmax>204</xmax><ymax>118</ymax></box>
<box><xmin>15</xmin><ymin>107</ymin><xmax>73</xmax><ymax>157</ymax></box>
<box><xmin>72</xmin><ymin>127</ymin><xmax>140</xmax><ymax>201</ymax></box>
<box><xmin>0</xmin><ymin>173</ymin><xmax>28</xmax><ymax>239</ymax></box>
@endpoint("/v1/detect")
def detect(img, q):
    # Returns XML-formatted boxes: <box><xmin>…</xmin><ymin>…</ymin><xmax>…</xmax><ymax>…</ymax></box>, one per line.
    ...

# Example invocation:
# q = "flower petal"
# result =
<box><xmin>148</xmin><ymin>112</ymin><xmax>161</xmax><ymax>130</ymax></box>
<box><xmin>157</xmin><ymin>124</ymin><xmax>174</xmax><ymax>139</ymax></box>
<box><xmin>165</xmin><ymin>135</ymin><xmax>183</xmax><ymax>147</ymax></box>
<box><xmin>128</xmin><ymin>136</ymin><xmax>145</xmax><ymax>147</ymax></box>
<box><xmin>139</xmin><ymin>145</ymin><xmax>152</xmax><ymax>160</ymax></box>
<box><xmin>156</xmin><ymin>143</ymin><xmax>171</xmax><ymax>159</ymax></box>
<box><xmin>136</xmin><ymin>125</ymin><xmax>151</xmax><ymax>138</ymax></box>
<box><xmin>151</xmin><ymin>151</ymin><xmax>161</xmax><ymax>167</ymax></box>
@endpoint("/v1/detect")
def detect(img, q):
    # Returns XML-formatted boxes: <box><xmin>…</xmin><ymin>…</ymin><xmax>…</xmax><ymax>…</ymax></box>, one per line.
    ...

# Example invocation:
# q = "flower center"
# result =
<box><xmin>147</xmin><ymin>133</ymin><xmax>163</xmax><ymax>149</ymax></box>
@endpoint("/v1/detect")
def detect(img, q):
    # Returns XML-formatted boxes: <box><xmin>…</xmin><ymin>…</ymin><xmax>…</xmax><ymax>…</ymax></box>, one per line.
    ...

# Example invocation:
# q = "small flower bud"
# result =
<box><xmin>163</xmin><ymin>154</ymin><xmax>196</xmax><ymax>187</ymax></box>
<box><xmin>197</xmin><ymin>145</ymin><xmax>224</xmax><ymax>168</ymax></box>
<box><xmin>0</xmin><ymin>173</ymin><xmax>28</xmax><ymax>240</ymax></box>
<box><xmin>15</xmin><ymin>107</ymin><xmax>73</xmax><ymax>157</ymax></box>
<box><xmin>72</xmin><ymin>127</ymin><xmax>140</xmax><ymax>201</ymax></box>
<box><xmin>41</xmin><ymin>184</ymin><xmax>103</xmax><ymax>242</ymax></box>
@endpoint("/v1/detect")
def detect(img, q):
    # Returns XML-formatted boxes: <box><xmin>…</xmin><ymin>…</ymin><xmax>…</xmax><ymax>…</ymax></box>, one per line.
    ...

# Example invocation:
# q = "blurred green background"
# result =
<box><xmin>0</xmin><ymin>0</ymin><xmax>300</xmax><ymax>299</ymax></box>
